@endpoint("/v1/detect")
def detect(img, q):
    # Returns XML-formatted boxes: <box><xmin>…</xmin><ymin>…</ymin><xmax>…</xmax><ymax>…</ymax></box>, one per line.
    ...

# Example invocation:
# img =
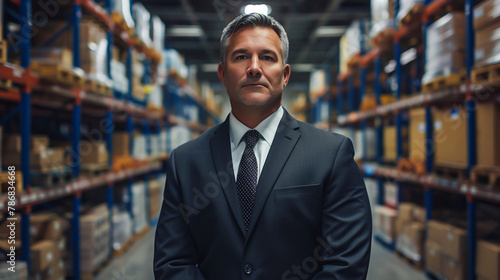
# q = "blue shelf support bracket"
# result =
<box><xmin>72</xmin><ymin>193</ymin><xmax>82</xmax><ymax>280</ymax></box>
<box><xmin>106</xmin><ymin>184</ymin><xmax>114</xmax><ymax>258</ymax></box>
<box><xmin>127</xmin><ymin>178</ymin><xmax>135</xmax><ymax>230</ymax></box>
<box><xmin>127</xmin><ymin>115</ymin><xmax>134</xmax><ymax>156</ymax></box>
<box><xmin>144</xmin><ymin>119</ymin><xmax>151</xmax><ymax>156</ymax></box>
<box><xmin>72</xmin><ymin>0</ymin><xmax>81</xmax><ymax>68</ymax></box>
<box><xmin>72</xmin><ymin>92</ymin><xmax>82</xmax><ymax>177</ymax></box>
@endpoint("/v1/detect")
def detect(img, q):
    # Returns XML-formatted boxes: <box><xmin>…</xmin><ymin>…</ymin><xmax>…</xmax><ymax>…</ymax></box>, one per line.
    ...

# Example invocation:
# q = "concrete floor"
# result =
<box><xmin>97</xmin><ymin>228</ymin><xmax>427</xmax><ymax>280</ymax></box>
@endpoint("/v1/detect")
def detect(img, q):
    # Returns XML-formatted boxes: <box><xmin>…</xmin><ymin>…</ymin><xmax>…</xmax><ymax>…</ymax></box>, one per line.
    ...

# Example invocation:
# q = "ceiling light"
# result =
<box><xmin>314</xmin><ymin>26</ymin><xmax>346</xmax><ymax>37</ymax></box>
<box><xmin>166</xmin><ymin>25</ymin><xmax>203</xmax><ymax>37</ymax></box>
<box><xmin>243</xmin><ymin>4</ymin><xmax>271</xmax><ymax>15</ymax></box>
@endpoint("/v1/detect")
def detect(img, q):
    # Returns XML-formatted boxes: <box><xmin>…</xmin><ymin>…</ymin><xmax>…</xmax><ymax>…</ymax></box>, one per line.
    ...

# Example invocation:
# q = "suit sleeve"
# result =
<box><xmin>313</xmin><ymin>137</ymin><xmax>372</xmax><ymax>279</ymax></box>
<box><xmin>154</xmin><ymin>150</ymin><xmax>206</xmax><ymax>280</ymax></box>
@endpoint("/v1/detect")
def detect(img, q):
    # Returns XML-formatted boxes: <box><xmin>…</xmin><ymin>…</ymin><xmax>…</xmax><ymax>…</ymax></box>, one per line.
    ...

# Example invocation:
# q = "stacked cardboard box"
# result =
<box><xmin>149</xmin><ymin>178</ymin><xmax>163</xmax><ymax>220</ymax></box>
<box><xmin>132</xmin><ymin>3</ymin><xmax>152</xmax><ymax>47</ymax></box>
<box><xmin>79</xmin><ymin>204</ymin><xmax>110</xmax><ymax>274</ymax></box>
<box><xmin>31</xmin><ymin>20</ymin><xmax>109</xmax><ymax>84</ymax></box>
<box><xmin>80</xmin><ymin>141</ymin><xmax>108</xmax><ymax>165</ymax></box>
<box><xmin>425</xmin><ymin>220</ymin><xmax>467</xmax><ymax>279</ymax></box>
<box><xmin>409</xmin><ymin>108</ymin><xmax>427</xmax><ymax>163</ymax></box>
<box><xmin>339</xmin><ymin>20</ymin><xmax>371</xmax><ymax>74</ymax></box>
<box><xmin>433</xmin><ymin>106</ymin><xmax>468</xmax><ymax>167</ymax></box>
<box><xmin>113</xmin><ymin>0</ymin><xmax>134</xmax><ymax>29</ymax></box>
<box><xmin>476</xmin><ymin>99</ymin><xmax>500</xmax><ymax>167</ymax></box>
<box><xmin>423</xmin><ymin>12</ymin><xmax>466</xmax><ymax>85</ymax></box>
<box><xmin>112</xmin><ymin>210</ymin><xmax>133</xmax><ymax>251</ymax></box>
<box><xmin>474</xmin><ymin>0</ymin><xmax>500</xmax><ymax>67</ymax></box>
<box><xmin>395</xmin><ymin>203</ymin><xmax>426</xmax><ymax>262</ymax></box>
<box><xmin>110</xmin><ymin>59</ymin><xmax>129</xmax><ymax>93</ymax></box>
<box><xmin>112</xmin><ymin>132</ymin><xmax>130</xmax><ymax>158</ymax></box>
<box><xmin>384</xmin><ymin>182</ymin><xmax>398</xmax><ymax>208</ymax></box>
<box><xmin>370</xmin><ymin>0</ymin><xmax>395</xmax><ymax>49</ymax></box>
<box><xmin>29</xmin><ymin>212</ymin><xmax>68</xmax><ymax>280</ymax></box>
<box><xmin>2</xmin><ymin>135</ymin><xmax>65</xmax><ymax>172</ymax></box>
<box><xmin>476</xmin><ymin>239</ymin><xmax>500</xmax><ymax>280</ymax></box>
<box><xmin>383</xmin><ymin>126</ymin><xmax>397</xmax><ymax>161</ymax></box>
<box><xmin>374</xmin><ymin>206</ymin><xmax>397</xmax><ymax>243</ymax></box>
<box><xmin>133</xmin><ymin>134</ymin><xmax>147</xmax><ymax>160</ymax></box>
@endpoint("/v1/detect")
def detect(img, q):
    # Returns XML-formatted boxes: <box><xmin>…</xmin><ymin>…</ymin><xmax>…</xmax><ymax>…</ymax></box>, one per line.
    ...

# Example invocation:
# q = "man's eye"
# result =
<box><xmin>236</xmin><ymin>55</ymin><xmax>247</xmax><ymax>60</ymax></box>
<box><xmin>262</xmin><ymin>56</ymin><xmax>274</xmax><ymax>61</ymax></box>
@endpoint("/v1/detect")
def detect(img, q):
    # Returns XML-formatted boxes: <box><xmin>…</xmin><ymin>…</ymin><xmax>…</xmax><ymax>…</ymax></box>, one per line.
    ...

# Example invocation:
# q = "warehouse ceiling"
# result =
<box><xmin>141</xmin><ymin>0</ymin><xmax>371</xmax><ymax>84</ymax></box>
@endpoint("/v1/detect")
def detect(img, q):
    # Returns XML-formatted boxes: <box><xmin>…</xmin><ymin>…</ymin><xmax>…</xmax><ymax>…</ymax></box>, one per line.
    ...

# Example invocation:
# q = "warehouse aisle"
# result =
<box><xmin>97</xmin><ymin>227</ymin><xmax>426</xmax><ymax>280</ymax></box>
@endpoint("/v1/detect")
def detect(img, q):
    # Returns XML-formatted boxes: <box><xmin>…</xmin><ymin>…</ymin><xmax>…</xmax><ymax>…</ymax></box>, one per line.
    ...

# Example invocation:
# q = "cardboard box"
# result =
<box><xmin>384</xmin><ymin>182</ymin><xmax>398</xmax><ymax>208</ymax></box>
<box><xmin>409</xmin><ymin>108</ymin><xmax>427</xmax><ymax>163</ymax></box>
<box><xmin>31</xmin><ymin>48</ymin><xmax>73</xmax><ymax>68</ymax></box>
<box><xmin>477</xmin><ymin>100</ymin><xmax>500</xmax><ymax>167</ymax></box>
<box><xmin>474</xmin><ymin>0</ymin><xmax>500</xmax><ymax>30</ymax></box>
<box><xmin>30</xmin><ymin>213</ymin><xmax>68</xmax><ymax>242</ymax></box>
<box><xmin>442</xmin><ymin>254</ymin><xmax>466</xmax><ymax>280</ymax></box>
<box><xmin>475</xmin><ymin>20</ymin><xmax>500</xmax><ymax>46</ymax></box>
<box><xmin>81</xmin><ymin>141</ymin><xmax>108</xmax><ymax>165</ymax></box>
<box><xmin>476</xmin><ymin>240</ymin><xmax>500</xmax><ymax>280</ymax></box>
<box><xmin>112</xmin><ymin>132</ymin><xmax>130</xmax><ymax>157</ymax></box>
<box><xmin>475</xmin><ymin>38</ymin><xmax>500</xmax><ymax>68</ymax></box>
<box><xmin>427</xmin><ymin>220</ymin><xmax>449</xmax><ymax>244</ymax></box>
<box><xmin>383</xmin><ymin>125</ymin><xmax>397</xmax><ymax>161</ymax></box>
<box><xmin>412</xmin><ymin>206</ymin><xmax>426</xmax><ymax>223</ymax></box>
<box><xmin>2</xmin><ymin>151</ymin><xmax>51</xmax><ymax>170</ymax></box>
<box><xmin>31</xmin><ymin>240</ymin><xmax>57</xmax><ymax>271</ymax></box>
<box><xmin>3</xmin><ymin>134</ymin><xmax>49</xmax><ymax>153</ymax></box>
<box><xmin>32</xmin><ymin>259</ymin><xmax>65</xmax><ymax>280</ymax></box>
<box><xmin>426</xmin><ymin>240</ymin><xmax>442</xmax><ymax>277</ymax></box>
<box><xmin>433</xmin><ymin>106</ymin><xmax>468</xmax><ymax>167</ymax></box>
<box><xmin>374</xmin><ymin>206</ymin><xmax>397</xmax><ymax>242</ymax></box>
<box><xmin>442</xmin><ymin>225</ymin><xmax>467</xmax><ymax>261</ymax></box>
<box><xmin>398</xmin><ymin>202</ymin><xmax>415</xmax><ymax>221</ymax></box>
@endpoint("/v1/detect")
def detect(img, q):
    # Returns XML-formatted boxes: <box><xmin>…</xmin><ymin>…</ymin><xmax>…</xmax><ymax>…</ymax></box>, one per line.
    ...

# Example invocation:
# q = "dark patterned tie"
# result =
<box><xmin>236</xmin><ymin>130</ymin><xmax>261</xmax><ymax>230</ymax></box>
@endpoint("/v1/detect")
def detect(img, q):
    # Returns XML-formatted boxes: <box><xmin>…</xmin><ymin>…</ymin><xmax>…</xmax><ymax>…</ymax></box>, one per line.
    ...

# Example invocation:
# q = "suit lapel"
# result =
<box><xmin>209</xmin><ymin>118</ymin><xmax>247</xmax><ymax>236</ymax></box>
<box><xmin>247</xmin><ymin>111</ymin><xmax>301</xmax><ymax>235</ymax></box>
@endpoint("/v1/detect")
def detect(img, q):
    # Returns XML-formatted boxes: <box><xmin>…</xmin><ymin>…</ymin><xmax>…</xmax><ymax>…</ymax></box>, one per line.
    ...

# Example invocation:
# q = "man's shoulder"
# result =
<box><xmin>296</xmin><ymin>119</ymin><xmax>348</xmax><ymax>143</ymax></box>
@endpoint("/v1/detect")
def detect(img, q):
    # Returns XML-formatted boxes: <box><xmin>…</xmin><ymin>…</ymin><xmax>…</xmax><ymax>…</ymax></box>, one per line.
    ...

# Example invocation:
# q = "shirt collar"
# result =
<box><xmin>230</xmin><ymin>106</ymin><xmax>284</xmax><ymax>146</ymax></box>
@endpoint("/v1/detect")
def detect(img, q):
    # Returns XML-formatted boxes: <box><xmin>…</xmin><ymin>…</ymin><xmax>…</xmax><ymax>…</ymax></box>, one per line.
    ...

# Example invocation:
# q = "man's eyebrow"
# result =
<box><xmin>231</xmin><ymin>49</ymin><xmax>248</xmax><ymax>56</ymax></box>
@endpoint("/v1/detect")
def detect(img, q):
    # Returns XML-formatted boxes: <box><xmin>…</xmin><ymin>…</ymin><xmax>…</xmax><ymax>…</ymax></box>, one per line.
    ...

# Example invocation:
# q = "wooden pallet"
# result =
<box><xmin>422</xmin><ymin>72</ymin><xmax>466</xmax><ymax>93</ymax></box>
<box><xmin>81</xmin><ymin>163</ymin><xmax>109</xmax><ymax>177</ymax></box>
<box><xmin>31</xmin><ymin>63</ymin><xmax>85</xmax><ymax>86</ymax></box>
<box><xmin>398</xmin><ymin>3</ymin><xmax>425</xmax><ymax>27</ymax></box>
<box><xmin>84</xmin><ymin>79</ymin><xmax>112</xmax><ymax>96</ymax></box>
<box><xmin>434</xmin><ymin>164</ymin><xmax>468</xmax><ymax>182</ymax></box>
<box><xmin>0</xmin><ymin>40</ymin><xmax>6</xmax><ymax>63</ymax></box>
<box><xmin>471</xmin><ymin>63</ymin><xmax>500</xmax><ymax>85</ymax></box>
<box><xmin>398</xmin><ymin>158</ymin><xmax>426</xmax><ymax>175</ymax></box>
<box><xmin>396</xmin><ymin>251</ymin><xmax>425</xmax><ymax>270</ymax></box>
<box><xmin>31</xmin><ymin>168</ymin><xmax>72</xmax><ymax>187</ymax></box>
<box><xmin>471</xmin><ymin>166</ymin><xmax>500</xmax><ymax>188</ymax></box>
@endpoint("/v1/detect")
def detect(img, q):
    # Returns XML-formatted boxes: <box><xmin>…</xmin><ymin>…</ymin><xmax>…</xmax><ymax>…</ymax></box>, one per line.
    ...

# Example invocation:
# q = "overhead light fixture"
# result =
<box><xmin>314</xmin><ymin>26</ymin><xmax>346</xmax><ymax>37</ymax></box>
<box><xmin>166</xmin><ymin>25</ymin><xmax>203</xmax><ymax>37</ymax></box>
<box><xmin>243</xmin><ymin>4</ymin><xmax>271</xmax><ymax>15</ymax></box>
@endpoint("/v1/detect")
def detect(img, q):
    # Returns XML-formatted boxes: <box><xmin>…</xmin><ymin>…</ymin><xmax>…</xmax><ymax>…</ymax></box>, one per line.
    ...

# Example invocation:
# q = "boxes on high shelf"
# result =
<box><xmin>433</xmin><ymin>106</ymin><xmax>468</xmax><ymax>167</ymax></box>
<box><xmin>476</xmin><ymin>98</ymin><xmax>500</xmax><ymax>167</ymax></box>
<box><xmin>4</xmin><ymin>134</ymin><xmax>49</xmax><ymax>153</ymax></box>
<box><xmin>474</xmin><ymin>20</ymin><xmax>500</xmax><ymax>68</ymax></box>
<box><xmin>374</xmin><ymin>206</ymin><xmax>397</xmax><ymax>243</ymax></box>
<box><xmin>383</xmin><ymin>182</ymin><xmax>398</xmax><ymax>208</ymax></box>
<box><xmin>112</xmin><ymin>132</ymin><xmax>130</xmax><ymax>157</ymax></box>
<box><xmin>80</xmin><ymin>141</ymin><xmax>108</xmax><ymax>165</ymax></box>
<box><xmin>354</xmin><ymin>128</ymin><xmax>376</xmax><ymax>161</ymax></box>
<box><xmin>2</xmin><ymin>151</ymin><xmax>50</xmax><ymax>170</ymax></box>
<box><xmin>152</xmin><ymin>16</ymin><xmax>165</xmax><ymax>53</ymax></box>
<box><xmin>423</xmin><ymin>12</ymin><xmax>466</xmax><ymax>84</ymax></box>
<box><xmin>133</xmin><ymin>134</ymin><xmax>147</xmax><ymax>160</ymax></box>
<box><xmin>30</xmin><ymin>212</ymin><xmax>68</xmax><ymax>242</ymax></box>
<box><xmin>31</xmin><ymin>48</ymin><xmax>73</xmax><ymax>68</ymax></box>
<box><xmin>409</xmin><ymin>108</ymin><xmax>427</xmax><ymax>163</ymax></box>
<box><xmin>113</xmin><ymin>0</ymin><xmax>134</xmax><ymax>29</ymax></box>
<box><xmin>132</xmin><ymin>3</ymin><xmax>152</xmax><ymax>47</ymax></box>
<box><xmin>474</xmin><ymin>0</ymin><xmax>500</xmax><ymax>30</ymax></box>
<box><xmin>477</xmin><ymin>239</ymin><xmax>500</xmax><ymax>280</ymax></box>
<box><xmin>383</xmin><ymin>125</ymin><xmax>397</xmax><ymax>162</ymax></box>
<box><xmin>339</xmin><ymin>20</ymin><xmax>370</xmax><ymax>74</ymax></box>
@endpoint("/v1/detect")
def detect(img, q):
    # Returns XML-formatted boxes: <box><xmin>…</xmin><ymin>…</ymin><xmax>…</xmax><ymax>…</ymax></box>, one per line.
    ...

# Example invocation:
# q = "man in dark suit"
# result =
<box><xmin>154</xmin><ymin>13</ymin><xmax>372</xmax><ymax>279</ymax></box>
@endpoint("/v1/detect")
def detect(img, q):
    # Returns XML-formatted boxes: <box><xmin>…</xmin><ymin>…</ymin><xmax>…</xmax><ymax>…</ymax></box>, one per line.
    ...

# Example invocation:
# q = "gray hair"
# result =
<box><xmin>220</xmin><ymin>13</ymin><xmax>289</xmax><ymax>66</ymax></box>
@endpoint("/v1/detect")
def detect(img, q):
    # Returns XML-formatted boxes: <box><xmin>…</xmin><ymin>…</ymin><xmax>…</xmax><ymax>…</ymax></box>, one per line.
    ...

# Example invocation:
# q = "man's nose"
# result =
<box><xmin>247</xmin><ymin>56</ymin><xmax>263</xmax><ymax>77</ymax></box>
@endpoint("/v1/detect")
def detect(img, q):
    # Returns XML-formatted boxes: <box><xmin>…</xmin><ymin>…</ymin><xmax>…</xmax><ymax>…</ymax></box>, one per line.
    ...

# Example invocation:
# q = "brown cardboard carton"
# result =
<box><xmin>383</xmin><ymin>126</ymin><xmax>397</xmax><ymax>161</ymax></box>
<box><xmin>33</xmin><ymin>259</ymin><xmax>65</xmax><ymax>280</ymax></box>
<box><xmin>30</xmin><ymin>213</ymin><xmax>68</xmax><ymax>242</ymax></box>
<box><xmin>433</xmin><ymin>106</ymin><xmax>468</xmax><ymax>167</ymax></box>
<box><xmin>475</xmin><ymin>20</ymin><xmax>500</xmax><ymax>46</ymax></box>
<box><xmin>398</xmin><ymin>202</ymin><xmax>415</xmax><ymax>221</ymax></box>
<box><xmin>4</xmin><ymin>134</ymin><xmax>49</xmax><ymax>153</ymax></box>
<box><xmin>474</xmin><ymin>0</ymin><xmax>500</xmax><ymax>30</ymax></box>
<box><xmin>412</xmin><ymin>206</ymin><xmax>426</xmax><ymax>223</ymax></box>
<box><xmin>2</xmin><ymin>151</ymin><xmax>51</xmax><ymax>169</ymax></box>
<box><xmin>442</xmin><ymin>225</ymin><xmax>467</xmax><ymax>261</ymax></box>
<box><xmin>425</xmin><ymin>240</ymin><xmax>442</xmax><ymax>277</ymax></box>
<box><xmin>31</xmin><ymin>240</ymin><xmax>57</xmax><ymax>271</ymax></box>
<box><xmin>81</xmin><ymin>142</ymin><xmax>108</xmax><ymax>165</ymax></box>
<box><xmin>427</xmin><ymin>220</ymin><xmax>449</xmax><ymax>244</ymax></box>
<box><xmin>442</xmin><ymin>254</ymin><xmax>466</xmax><ymax>280</ymax></box>
<box><xmin>476</xmin><ymin>100</ymin><xmax>500</xmax><ymax>167</ymax></box>
<box><xmin>409</xmin><ymin>108</ymin><xmax>427</xmax><ymax>163</ymax></box>
<box><xmin>475</xmin><ymin>37</ymin><xmax>500</xmax><ymax>68</ymax></box>
<box><xmin>112</xmin><ymin>132</ymin><xmax>130</xmax><ymax>157</ymax></box>
<box><xmin>476</xmin><ymin>240</ymin><xmax>500</xmax><ymax>280</ymax></box>
<box><xmin>31</xmin><ymin>48</ymin><xmax>73</xmax><ymax>68</ymax></box>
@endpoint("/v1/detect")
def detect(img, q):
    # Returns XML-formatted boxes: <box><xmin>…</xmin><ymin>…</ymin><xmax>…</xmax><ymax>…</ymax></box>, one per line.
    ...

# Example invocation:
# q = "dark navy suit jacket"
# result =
<box><xmin>154</xmin><ymin>110</ymin><xmax>372</xmax><ymax>279</ymax></box>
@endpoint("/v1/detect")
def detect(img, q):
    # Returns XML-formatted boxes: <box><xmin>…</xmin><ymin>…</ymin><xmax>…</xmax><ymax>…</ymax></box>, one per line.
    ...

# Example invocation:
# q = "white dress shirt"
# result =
<box><xmin>230</xmin><ymin>106</ymin><xmax>284</xmax><ymax>182</ymax></box>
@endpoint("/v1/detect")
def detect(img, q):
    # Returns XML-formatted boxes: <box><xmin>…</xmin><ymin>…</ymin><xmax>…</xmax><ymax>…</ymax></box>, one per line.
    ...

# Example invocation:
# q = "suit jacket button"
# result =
<box><xmin>243</xmin><ymin>264</ymin><xmax>253</xmax><ymax>275</ymax></box>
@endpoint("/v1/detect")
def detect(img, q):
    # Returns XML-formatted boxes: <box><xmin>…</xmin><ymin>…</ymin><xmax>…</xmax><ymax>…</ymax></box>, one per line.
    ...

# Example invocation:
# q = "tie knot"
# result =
<box><xmin>243</xmin><ymin>130</ymin><xmax>261</xmax><ymax>149</ymax></box>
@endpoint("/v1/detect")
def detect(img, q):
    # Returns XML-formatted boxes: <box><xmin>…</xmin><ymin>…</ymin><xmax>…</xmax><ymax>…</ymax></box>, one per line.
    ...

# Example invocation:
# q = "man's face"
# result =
<box><xmin>217</xmin><ymin>27</ymin><xmax>290</xmax><ymax>111</ymax></box>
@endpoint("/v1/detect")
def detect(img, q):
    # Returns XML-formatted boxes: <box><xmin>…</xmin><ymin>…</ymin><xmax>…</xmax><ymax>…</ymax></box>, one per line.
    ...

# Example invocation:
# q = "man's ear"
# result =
<box><xmin>283</xmin><ymin>64</ymin><xmax>291</xmax><ymax>88</ymax></box>
<box><xmin>217</xmin><ymin>62</ymin><xmax>226</xmax><ymax>86</ymax></box>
